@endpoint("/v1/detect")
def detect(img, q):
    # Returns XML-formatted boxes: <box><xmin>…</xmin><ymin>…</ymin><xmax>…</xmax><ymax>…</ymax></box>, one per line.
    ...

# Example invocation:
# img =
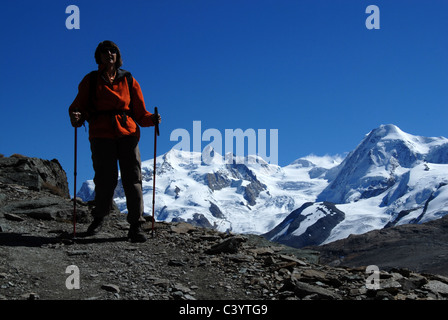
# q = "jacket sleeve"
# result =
<box><xmin>68</xmin><ymin>74</ymin><xmax>90</xmax><ymax>123</ymax></box>
<box><xmin>130</xmin><ymin>78</ymin><xmax>154</xmax><ymax>127</ymax></box>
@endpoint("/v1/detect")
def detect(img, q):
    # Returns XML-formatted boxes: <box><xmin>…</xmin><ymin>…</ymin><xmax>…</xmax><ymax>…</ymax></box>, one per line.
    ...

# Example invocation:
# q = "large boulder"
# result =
<box><xmin>0</xmin><ymin>154</ymin><xmax>91</xmax><ymax>223</ymax></box>
<box><xmin>0</xmin><ymin>154</ymin><xmax>70</xmax><ymax>198</ymax></box>
<box><xmin>1</xmin><ymin>196</ymin><xmax>90</xmax><ymax>222</ymax></box>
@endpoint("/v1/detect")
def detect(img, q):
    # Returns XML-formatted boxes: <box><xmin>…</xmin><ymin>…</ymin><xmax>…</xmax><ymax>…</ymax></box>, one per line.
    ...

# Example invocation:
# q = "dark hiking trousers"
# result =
<box><xmin>90</xmin><ymin>136</ymin><xmax>145</xmax><ymax>225</ymax></box>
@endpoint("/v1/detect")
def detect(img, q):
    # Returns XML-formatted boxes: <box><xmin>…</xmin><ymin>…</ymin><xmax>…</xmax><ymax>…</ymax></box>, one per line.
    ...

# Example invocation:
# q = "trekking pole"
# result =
<box><xmin>73</xmin><ymin>124</ymin><xmax>78</xmax><ymax>239</ymax></box>
<box><xmin>152</xmin><ymin>107</ymin><xmax>160</xmax><ymax>238</ymax></box>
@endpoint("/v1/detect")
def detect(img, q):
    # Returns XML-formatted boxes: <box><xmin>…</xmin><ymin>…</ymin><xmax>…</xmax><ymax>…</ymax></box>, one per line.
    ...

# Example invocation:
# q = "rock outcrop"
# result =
<box><xmin>0</xmin><ymin>154</ymin><xmax>70</xmax><ymax>198</ymax></box>
<box><xmin>0</xmin><ymin>155</ymin><xmax>89</xmax><ymax>223</ymax></box>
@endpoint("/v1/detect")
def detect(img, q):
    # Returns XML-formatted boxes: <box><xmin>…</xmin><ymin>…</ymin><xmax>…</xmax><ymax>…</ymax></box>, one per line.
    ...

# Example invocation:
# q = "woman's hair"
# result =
<box><xmin>94</xmin><ymin>40</ymin><xmax>123</xmax><ymax>68</ymax></box>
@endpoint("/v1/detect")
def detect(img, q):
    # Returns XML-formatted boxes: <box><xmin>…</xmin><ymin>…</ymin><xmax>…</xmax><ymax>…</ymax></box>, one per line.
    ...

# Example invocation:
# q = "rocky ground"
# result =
<box><xmin>1</xmin><ymin>155</ymin><xmax>448</xmax><ymax>302</ymax></box>
<box><xmin>1</xmin><ymin>183</ymin><xmax>448</xmax><ymax>302</ymax></box>
<box><xmin>309</xmin><ymin>214</ymin><xmax>448</xmax><ymax>278</ymax></box>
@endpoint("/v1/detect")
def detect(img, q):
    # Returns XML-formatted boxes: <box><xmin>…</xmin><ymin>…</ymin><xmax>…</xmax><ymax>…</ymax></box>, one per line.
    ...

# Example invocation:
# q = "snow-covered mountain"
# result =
<box><xmin>266</xmin><ymin>124</ymin><xmax>448</xmax><ymax>247</ymax></box>
<box><xmin>77</xmin><ymin>147</ymin><xmax>342</xmax><ymax>235</ymax></box>
<box><xmin>78</xmin><ymin>124</ymin><xmax>448</xmax><ymax>248</ymax></box>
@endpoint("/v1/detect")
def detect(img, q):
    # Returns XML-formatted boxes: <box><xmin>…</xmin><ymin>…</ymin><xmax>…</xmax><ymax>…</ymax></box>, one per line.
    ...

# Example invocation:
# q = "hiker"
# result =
<box><xmin>68</xmin><ymin>40</ymin><xmax>161</xmax><ymax>242</ymax></box>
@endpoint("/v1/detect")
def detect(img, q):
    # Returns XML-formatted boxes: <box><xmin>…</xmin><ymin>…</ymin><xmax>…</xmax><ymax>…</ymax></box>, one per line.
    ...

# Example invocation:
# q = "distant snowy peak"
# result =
<box><xmin>318</xmin><ymin>124</ymin><xmax>448</xmax><ymax>204</ymax></box>
<box><xmin>363</xmin><ymin>124</ymin><xmax>446</xmax><ymax>162</ymax></box>
<box><xmin>265</xmin><ymin>126</ymin><xmax>448</xmax><ymax>248</ymax></box>
<box><xmin>76</xmin><ymin>179</ymin><xmax>95</xmax><ymax>202</ymax></box>
<box><xmin>145</xmin><ymin>147</ymin><xmax>279</xmax><ymax>173</ymax></box>
<box><xmin>289</xmin><ymin>154</ymin><xmax>343</xmax><ymax>169</ymax></box>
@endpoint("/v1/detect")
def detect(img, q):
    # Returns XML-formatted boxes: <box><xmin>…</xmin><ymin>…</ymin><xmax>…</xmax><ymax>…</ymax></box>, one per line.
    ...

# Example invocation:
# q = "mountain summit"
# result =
<box><xmin>267</xmin><ymin>124</ymin><xmax>448</xmax><ymax>247</ymax></box>
<box><xmin>318</xmin><ymin>124</ymin><xmax>448</xmax><ymax>204</ymax></box>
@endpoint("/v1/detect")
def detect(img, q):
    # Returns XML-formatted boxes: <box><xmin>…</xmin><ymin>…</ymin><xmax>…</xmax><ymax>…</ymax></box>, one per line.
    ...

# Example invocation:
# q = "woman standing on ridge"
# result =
<box><xmin>69</xmin><ymin>40</ymin><xmax>161</xmax><ymax>243</ymax></box>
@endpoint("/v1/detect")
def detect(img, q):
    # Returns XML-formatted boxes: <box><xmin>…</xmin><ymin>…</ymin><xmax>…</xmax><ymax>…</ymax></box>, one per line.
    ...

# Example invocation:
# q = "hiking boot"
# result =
<box><xmin>86</xmin><ymin>217</ymin><xmax>104</xmax><ymax>236</ymax></box>
<box><xmin>128</xmin><ymin>223</ymin><xmax>147</xmax><ymax>243</ymax></box>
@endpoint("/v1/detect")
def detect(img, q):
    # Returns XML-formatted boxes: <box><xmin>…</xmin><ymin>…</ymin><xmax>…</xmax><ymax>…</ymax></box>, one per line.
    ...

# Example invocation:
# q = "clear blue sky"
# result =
<box><xmin>1</xmin><ymin>0</ymin><xmax>447</xmax><ymax>196</ymax></box>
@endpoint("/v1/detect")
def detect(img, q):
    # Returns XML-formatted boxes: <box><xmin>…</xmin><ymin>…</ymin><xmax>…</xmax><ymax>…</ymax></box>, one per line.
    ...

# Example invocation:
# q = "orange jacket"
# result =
<box><xmin>69</xmin><ymin>68</ymin><xmax>154</xmax><ymax>140</ymax></box>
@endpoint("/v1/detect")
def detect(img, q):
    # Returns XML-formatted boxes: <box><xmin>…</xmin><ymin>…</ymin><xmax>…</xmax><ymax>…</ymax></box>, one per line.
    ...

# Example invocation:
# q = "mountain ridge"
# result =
<box><xmin>263</xmin><ymin>124</ymin><xmax>448</xmax><ymax>248</ymax></box>
<box><xmin>78</xmin><ymin>124</ymin><xmax>448</xmax><ymax>249</ymax></box>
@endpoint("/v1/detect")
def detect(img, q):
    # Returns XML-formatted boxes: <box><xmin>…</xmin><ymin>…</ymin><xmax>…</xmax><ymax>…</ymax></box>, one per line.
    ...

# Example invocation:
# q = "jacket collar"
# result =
<box><xmin>96</xmin><ymin>65</ymin><xmax>129</xmax><ymax>82</ymax></box>
<box><xmin>97</xmin><ymin>64</ymin><xmax>128</xmax><ymax>78</ymax></box>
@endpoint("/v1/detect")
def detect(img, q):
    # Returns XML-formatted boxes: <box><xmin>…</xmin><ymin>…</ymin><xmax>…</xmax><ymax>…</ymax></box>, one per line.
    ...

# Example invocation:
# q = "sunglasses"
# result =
<box><xmin>101</xmin><ymin>46</ymin><xmax>118</xmax><ymax>54</ymax></box>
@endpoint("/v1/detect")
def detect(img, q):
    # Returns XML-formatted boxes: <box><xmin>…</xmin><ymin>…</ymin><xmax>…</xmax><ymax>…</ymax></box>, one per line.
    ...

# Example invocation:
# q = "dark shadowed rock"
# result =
<box><xmin>308</xmin><ymin>214</ymin><xmax>448</xmax><ymax>277</ymax></box>
<box><xmin>0</xmin><ymin>155</ymin><xmax>70</xmax><ymax>198</ymax></box>
<box><xmin>2</xmin><ymin>197</ymin><xmax>88</xmax><ymax>222</ymax></box>
<box><xmin>263</xmin><ymin>202</ymin><xmax>345</xmax><ymax>248</ymax></box>
<box><xmin>206</xmin><ymin>236</ymin><xmax>247</xmax><ymax>254</ymax></box>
